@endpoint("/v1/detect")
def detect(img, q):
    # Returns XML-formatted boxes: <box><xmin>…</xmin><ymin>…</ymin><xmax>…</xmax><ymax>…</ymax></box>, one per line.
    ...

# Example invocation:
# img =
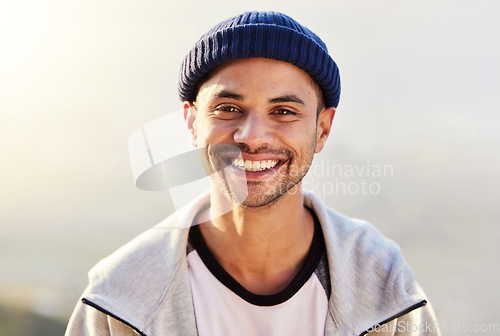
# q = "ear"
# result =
<box><xmin>183</xmin><ymin>101</ymin><xmax>199</xmax><ymax>147</ymax></box>
<box><xmin>315</xmin><ymin>106</ymin><xmax>336</xmax><ymax>153</ymax></box>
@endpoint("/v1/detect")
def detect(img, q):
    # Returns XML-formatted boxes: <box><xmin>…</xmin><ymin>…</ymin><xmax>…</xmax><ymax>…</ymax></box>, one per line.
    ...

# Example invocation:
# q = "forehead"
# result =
<box><xmin>196</xmin><ymin>58</ymin><xmax>318</xmax><ymax>105</ymax></box>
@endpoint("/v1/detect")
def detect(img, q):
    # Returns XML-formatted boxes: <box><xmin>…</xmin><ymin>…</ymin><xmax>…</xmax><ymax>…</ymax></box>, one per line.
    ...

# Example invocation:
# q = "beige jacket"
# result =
<box><xmin>66</xmin><ymin>191</ymin><xmax>441</xmax><ymax>336</ymax></box>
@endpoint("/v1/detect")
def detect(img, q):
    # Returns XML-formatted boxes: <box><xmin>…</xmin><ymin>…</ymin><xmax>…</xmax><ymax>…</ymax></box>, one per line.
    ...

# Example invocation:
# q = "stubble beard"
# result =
<box><xmin>200</xmin><ymin>136</ymin><xmax>317</xmax><ymax>208</ymax></box>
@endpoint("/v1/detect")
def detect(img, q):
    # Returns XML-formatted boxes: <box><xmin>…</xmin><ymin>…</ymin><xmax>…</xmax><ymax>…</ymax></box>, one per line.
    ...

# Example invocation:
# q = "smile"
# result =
<box><xmin>231</xmin><ymin>158</ymin><xmax>279</xmax><ymax>171</ymax></box>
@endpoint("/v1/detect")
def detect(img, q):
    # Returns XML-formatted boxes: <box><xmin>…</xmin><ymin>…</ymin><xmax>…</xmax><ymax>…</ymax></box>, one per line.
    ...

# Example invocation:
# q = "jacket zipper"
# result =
<box><xmin>359</xmin><ymin>300</ymin><xmax>428</xmax><ymax>336</ymax></box>
<box><xmin>82</xmin><ymin>298</ymin><xmax>147</xmax><ymax>336</ymax></box>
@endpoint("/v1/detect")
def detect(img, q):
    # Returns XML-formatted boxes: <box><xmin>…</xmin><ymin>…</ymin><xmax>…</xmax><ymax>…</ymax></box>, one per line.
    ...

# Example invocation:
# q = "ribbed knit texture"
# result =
<box><xmin>178</xmin><ymin>11</ymin><xmax>341</xmax><ymax>108</ymax></box>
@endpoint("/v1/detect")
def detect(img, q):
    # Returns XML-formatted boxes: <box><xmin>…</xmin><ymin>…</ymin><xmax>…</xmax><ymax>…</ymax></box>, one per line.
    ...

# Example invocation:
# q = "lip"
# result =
<box><xmin>224</xmin><ymin>153</ymin><xmax>287</xmax><ymax>161</ymax></box>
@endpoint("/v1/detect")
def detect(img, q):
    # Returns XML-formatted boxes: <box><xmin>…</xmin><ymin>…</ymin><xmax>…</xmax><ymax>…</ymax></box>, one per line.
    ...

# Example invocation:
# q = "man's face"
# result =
<box><xmin>185</xmin><ymin>58</ymin><xmax>333</xmax><ymax>207</ymax></box>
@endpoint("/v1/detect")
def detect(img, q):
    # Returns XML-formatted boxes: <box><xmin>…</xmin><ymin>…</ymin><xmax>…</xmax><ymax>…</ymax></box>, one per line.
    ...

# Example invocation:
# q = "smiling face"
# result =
<box><xmin>184</xmin><ymin>58</ymin><xmax>335</xmax><ymax>208</ymax></box>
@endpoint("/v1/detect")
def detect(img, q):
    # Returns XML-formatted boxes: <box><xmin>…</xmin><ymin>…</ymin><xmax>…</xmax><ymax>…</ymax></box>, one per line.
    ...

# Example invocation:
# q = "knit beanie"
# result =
<box><xmin>178</xmin><ymin>11</ymin><xmax>341</xmax><ymax>108</ymax></box>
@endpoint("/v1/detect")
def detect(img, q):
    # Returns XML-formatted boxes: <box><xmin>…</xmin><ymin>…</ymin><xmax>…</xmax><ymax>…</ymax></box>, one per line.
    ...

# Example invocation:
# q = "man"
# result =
<box><xmin>66</xmin><ymin>11</ymin><xmax>440</xmax><ymax>336</ymax></box>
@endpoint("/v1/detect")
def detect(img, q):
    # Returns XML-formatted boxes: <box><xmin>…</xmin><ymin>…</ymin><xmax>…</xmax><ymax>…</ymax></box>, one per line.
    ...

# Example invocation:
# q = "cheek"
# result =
<box><xmin>280</xmin><ymin>136</ymin><xmax>315</xmax><ymax>167</ymax></box>
<box><xmin>195</xmin><ymin>122</ymin><xmax>232</xmax><ymax>149</ymax></box>
<box><xmin>203</xmin><ymin>120</ymin><xmax>237</xmax><ymax>139</ymax></box>
<box><xmin>291</xmin><ymin>124</ymin><xmax>317</xmax><ymax>149</ymax></box>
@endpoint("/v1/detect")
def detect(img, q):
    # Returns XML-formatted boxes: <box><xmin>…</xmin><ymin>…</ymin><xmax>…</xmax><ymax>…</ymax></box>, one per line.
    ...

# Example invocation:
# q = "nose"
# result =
<box><xmin>233</xmin><ymin>112</ymin><xmax>274</xmax><ymax>151</ymax></box>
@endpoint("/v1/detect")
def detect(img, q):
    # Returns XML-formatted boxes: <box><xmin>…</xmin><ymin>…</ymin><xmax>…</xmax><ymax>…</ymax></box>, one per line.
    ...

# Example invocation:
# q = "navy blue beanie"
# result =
<box><xmin>178</xmin><ymin>11</ymin><xmax>341</xmax><ymax>108</ymax></box>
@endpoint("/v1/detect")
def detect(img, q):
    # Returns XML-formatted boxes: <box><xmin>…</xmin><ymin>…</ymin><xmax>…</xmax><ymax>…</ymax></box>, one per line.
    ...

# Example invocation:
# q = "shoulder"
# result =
<box><xmin>88</xmin><ymin>214</ymin><xmax>188</xmax><ymax>286</ymax></box>
<box><xmin>73</xmin><ymin>193</ymin><xmax>209</xmax><ymax>334</ymax></box>
<box><xmin>305</xmin><ymin>191</ymin><xmax>409</xmax><ymax>283</ymax></box>
<box><xmin>304</xmin><ymin>191</ymin><xmax>429</xmax><ymax>333</ymax></box>
<box><xmin>82</xmin><ymin>192</ymin><xmax>210</xmax><ymax>306</ymax></box>
<box><xmin>81</xmin><ymin>212</ymin><xmax>189</xmax><ymax>317</ymax></box>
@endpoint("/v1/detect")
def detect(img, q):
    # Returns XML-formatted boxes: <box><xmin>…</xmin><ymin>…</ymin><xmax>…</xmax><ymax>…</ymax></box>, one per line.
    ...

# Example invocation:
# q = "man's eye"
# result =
<box><xmin>212</xmin><ymin>105</ymin><xmax>242</xmax><ymax>119</ymax></box>
<box><xmin>215</xmin><ymin>105</ymin><xmax>240</xmax><ymax>113</ymax></box>
<box><xmin>274</xmin><ymin>109</ymin><xmax>296</xmax><ymax>116</ymax></box>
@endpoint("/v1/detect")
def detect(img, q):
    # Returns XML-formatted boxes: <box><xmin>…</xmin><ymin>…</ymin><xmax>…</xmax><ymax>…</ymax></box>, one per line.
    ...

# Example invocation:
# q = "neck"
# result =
<box><xmin>197</xmin><ymin>183</ymin><xmax>315</xmax><ymax>295</ymax></box>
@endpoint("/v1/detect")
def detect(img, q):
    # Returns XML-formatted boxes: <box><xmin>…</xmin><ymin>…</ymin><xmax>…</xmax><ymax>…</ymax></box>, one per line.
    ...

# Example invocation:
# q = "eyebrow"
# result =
<box><xmin>213</xmin><ymin>90</ymin><xmax>244</xmax><ymax>101</ymax></box>
<box><xmin>269</xmin><ymin>94</ymin><xmax>305</xmax><ymax>106</ymax></box>
<box><xmin>212</xmin><ymin>90</ymin><xmax>306</xmax><ymax>106</ymax></box>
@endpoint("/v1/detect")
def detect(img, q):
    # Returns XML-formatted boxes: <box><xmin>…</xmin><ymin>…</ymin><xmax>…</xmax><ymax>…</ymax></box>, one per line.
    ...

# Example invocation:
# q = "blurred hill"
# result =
<box><xmin>0</xmin><ymin>304</ymin><xmax>65</xmax><ymax>336</ymax></box>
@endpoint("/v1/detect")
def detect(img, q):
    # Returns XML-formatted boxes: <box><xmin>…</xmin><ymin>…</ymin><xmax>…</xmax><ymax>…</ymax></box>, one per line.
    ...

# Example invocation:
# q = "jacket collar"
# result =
<box><xmin>304</xmin><ymin>191</ymin><xmax>426</xmax><ymax>335</ymax></box>
<box><xmin>81</xmin><ymin>193</ymin><xmax>206</xmax><ymax>335</ymax></box>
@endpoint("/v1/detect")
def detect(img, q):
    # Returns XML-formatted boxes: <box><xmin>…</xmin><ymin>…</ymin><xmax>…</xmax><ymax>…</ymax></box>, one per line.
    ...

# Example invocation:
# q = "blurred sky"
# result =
<box><xmin>1</xmin><ymin>0</ymin><xmax>499</xmax><ymax>333</ymax></box>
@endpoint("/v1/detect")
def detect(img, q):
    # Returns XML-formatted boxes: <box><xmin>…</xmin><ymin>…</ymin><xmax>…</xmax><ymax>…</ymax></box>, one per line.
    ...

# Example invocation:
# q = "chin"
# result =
<box><xmin>226</xmin><ymin>182</ymin><xmax>299</xmax><ymax>209</ymax></box>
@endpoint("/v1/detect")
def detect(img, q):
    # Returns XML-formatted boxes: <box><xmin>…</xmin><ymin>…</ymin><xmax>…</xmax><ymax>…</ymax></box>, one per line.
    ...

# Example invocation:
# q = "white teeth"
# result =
<box><xmin>231</xmin><ymin>159</ymin><xmax>278</xmax><ymax>171</ymax></box>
